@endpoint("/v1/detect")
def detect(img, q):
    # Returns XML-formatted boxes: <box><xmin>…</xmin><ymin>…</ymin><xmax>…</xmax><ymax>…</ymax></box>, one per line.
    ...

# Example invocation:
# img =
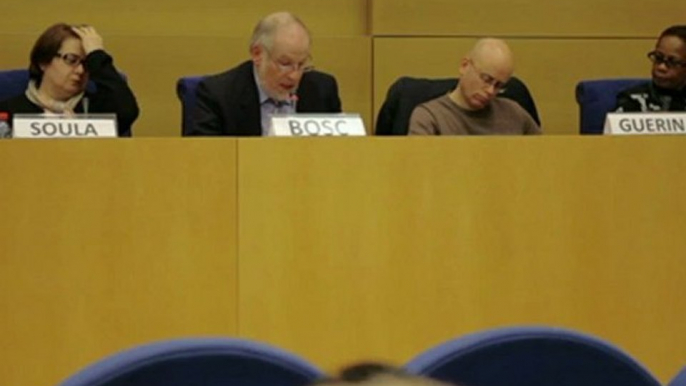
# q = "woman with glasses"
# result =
<box><xmin>0</xmin><ymin>23</ymin><xmax>139</xmax><ymax>136</ymax></box>
<box><xmin>615</xmin><ymin>25</ymin><xmax>686</xmax><ymax>112</ymax></box>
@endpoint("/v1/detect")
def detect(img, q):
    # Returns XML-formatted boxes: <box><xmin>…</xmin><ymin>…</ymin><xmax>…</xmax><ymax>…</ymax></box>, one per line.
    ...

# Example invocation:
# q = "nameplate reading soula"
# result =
<box><xmin>13</xmin><ymin>114</ymin><xmax>118</xmax><ymax>138</ymax></box>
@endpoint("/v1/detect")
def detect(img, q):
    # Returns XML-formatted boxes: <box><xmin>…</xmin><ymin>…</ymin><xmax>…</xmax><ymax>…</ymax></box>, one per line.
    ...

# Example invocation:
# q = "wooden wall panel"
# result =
<box><xmin>0</xmin><ymin>139</ymin><xmax>239</xmax><ymax>386</ymax></box>
<box><xmin>0</xmin><ymin>0</ymin><xmax>368</xmax><ymax>36</ymax></box>
<box><xmin>372</xmin><ymin>0</ymin><xmax>685</xmax><ymax>37</ymax></box>
<box><xmin>373</xmin><ymin>37</ymin><xmax>654</xmax><ymax>134</ymax></box>
<box><xmin>237</xmin><ymin>137</ymin><xmax>686</xmax><ymax>381</ymax></box>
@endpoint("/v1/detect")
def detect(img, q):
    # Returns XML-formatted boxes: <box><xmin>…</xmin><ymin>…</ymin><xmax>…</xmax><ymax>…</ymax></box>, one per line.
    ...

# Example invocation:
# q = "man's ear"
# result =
<box><xmin>458</xmin><ymin>57</ymin><xmax>469</xmax><ymax>76</ymax></box>
<box><xmin>251</xmin><ymin>44</ymin><xmax>264</xmax><ymax>67</ymax></box>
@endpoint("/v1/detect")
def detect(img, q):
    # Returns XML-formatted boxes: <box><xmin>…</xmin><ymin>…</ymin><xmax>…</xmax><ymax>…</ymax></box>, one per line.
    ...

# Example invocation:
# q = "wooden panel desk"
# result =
<box><xmin>1</xmin><ymin>137</ymin><xmax>685</xmax><ymax>385</ymax></box>
<box><xmin>0</xmin><ymin>138</ymin><xmax>239</xmax><ymax>386</ymax></box>
<box><xmin>238</xmin><ymin>136</ymin><xmax>686</xmax><ymax>380</ymax></box>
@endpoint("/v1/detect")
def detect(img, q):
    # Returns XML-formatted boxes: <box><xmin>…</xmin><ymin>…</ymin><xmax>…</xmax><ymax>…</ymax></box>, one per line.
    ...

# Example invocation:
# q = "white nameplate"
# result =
<box><xmin>269</xmin><ymin>113</ymin><xmax>366</xmax><ymax>136</ymax></box>
<box><xmin>12</xmin><ymin>114</ymin><xmax>118</xmax><ymax>139</ymax></box>
<box><xmin>604</xmin><ymin>112</ymin><xmax>686</xmax><ymax>135</ymax></box>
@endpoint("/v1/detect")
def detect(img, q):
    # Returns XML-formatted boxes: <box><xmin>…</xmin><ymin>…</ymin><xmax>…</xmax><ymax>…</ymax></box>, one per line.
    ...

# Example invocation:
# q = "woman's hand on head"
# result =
<box><xmin>71</xmin><ymin>25</ymin><xmax>104</xmax><ymax>54</ymax></box>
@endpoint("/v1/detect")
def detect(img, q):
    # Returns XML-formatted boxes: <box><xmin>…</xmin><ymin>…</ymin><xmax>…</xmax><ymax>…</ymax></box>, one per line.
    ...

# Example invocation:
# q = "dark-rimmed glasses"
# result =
<box><xmin>647</xmin><ymin>51</ymin><xmax>686</xmax><ymax>69</ymax></box>
<box><xmin>55</xmin><ymin>52</ymin><xmax>86</xmax><ymax>67</ymax></box>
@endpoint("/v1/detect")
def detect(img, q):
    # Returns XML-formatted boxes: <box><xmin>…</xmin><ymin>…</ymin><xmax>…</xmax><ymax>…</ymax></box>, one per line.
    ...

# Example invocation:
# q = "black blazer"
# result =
<box><xmin>188</xmin><ymin>61</ymin><xmax>342</xmax><ymax>136</ymax></box>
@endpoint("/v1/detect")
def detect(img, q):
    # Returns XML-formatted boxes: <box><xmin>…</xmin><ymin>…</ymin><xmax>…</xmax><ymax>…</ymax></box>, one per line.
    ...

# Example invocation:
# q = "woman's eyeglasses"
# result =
<box><xmin>55</xmin><ymin>52</ymin><xmax>86</xmax><ymax>67</ymax></box>
<box><xmin>647</xmin><ymin>51</ymin><xmax>686</xmax><ymax>69</ymax></box>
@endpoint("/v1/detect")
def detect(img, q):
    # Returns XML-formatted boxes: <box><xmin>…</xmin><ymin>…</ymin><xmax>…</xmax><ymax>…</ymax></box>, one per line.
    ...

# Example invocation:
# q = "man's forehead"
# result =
<box><xmin>269</xmin><ymin>41</ymin><xmax>310</xmax><ymax>60</ymax></box>
<box><xmin>272</xmin><ymin>24</ymin><xmax>309</xmax><ymax>44</ymax></box>
<box><xmin>270</xmin><ymin>32</ymin><xmax>309</xmax><ymax>56</ymax></box>
<box><xmin>269</xmin><ymin>47</ymin><xmax>310</xmax><ymax>61</ymax></box>
<box><xmin>471</xmin><ymin>58</ymin><xmax>512</xmax><ymax>82</ymax></box>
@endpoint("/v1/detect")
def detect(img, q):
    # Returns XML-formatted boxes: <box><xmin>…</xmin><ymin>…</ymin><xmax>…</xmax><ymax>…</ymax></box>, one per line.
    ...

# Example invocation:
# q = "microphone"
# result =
<box><xmin>83</xmin><ymin>96</ymin><xmax>90</xmax><ymax>114</ymax></box>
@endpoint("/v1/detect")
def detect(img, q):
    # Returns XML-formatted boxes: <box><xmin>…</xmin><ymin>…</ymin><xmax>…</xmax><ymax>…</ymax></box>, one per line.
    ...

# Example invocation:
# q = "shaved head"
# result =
<box><xmin>451</xmin><ymin>38</ymin><xmax>516</xmax><ymax>110</ymax></box>
<box><xmin>468</xmin><ymin>38</ymin><xmax>515</xmax><ymax>79</ymax></box>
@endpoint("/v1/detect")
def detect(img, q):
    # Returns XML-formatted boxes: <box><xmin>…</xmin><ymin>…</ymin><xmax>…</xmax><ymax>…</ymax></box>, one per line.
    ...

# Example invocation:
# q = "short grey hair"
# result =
<box><xmin>249</xmin><ymin>11</ymin><xmax>310</xmax><ymax>52</ymax></box>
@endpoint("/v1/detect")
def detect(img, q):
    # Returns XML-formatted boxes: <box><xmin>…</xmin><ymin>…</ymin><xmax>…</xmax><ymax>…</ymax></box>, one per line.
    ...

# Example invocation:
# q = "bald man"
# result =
<box><xmin>188</xmin><ymin>11</ymin><xmax>341</xmax><ymax>136</ymax></box>
<box><xmin>409</xmin><ymin>38</ymin><xmax>541</xmax><ymax>135</ymax></box>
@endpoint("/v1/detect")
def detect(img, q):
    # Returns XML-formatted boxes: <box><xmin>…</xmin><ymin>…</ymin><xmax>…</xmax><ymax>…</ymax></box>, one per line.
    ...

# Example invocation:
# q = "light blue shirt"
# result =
<box><xmin>254</xmin><ymin>68</ymin><xmax>296</xmax><ymax>136</ymax></box>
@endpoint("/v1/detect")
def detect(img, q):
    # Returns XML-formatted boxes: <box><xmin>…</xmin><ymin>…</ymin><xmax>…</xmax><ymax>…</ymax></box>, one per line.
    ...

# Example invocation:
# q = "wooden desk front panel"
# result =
<box><xmin>0</xmin><ymin>139</ymin><xmax>239</xmax><ymax>386</ymax></box>
<box><xmin>1</xmin><ymin>138</ymin><xmax>684</xmax><ymax>385</ymax></box>
<box><xmin>238</xmin><ymin>137</ymin><xmax>686</xmax><ymax>380</ymax></box>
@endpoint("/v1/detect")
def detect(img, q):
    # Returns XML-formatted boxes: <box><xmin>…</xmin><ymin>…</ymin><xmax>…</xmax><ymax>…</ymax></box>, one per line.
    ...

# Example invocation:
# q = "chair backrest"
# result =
<box><xmin>575</xmin><ymin>78</ymin><xmax>649</xmax><ymax>135</ymax></box>
<box><xmin>404</xmin><ymin>326</ymin><xmax>661</xmax><ymax>386</ymax></box>
<box><xmin>375</xmin><ymin>76</ymin><xmax>540</xmax><ymax>135</ymax></box>
<box><xmin>57</xmin><ymin>337</ymin><xmax>324</xmax><ymax>386</ymax></box>
<box><xmin>0</xmin><ymin>69</ymin><xmax>30</xmax><ymax>102</ymax></box>
<box><xmin>0</xmin><ymin>68</ymin><xmax>129</xmax><ymax>103</ymax></box>
<box><xmin>669</xmin><ymin>367</ymin><xmax>686</xmax><ymax>386</ymax></box>
<box><xmin>176</xmin><ymin>76</ymin><xmax>206</xmax><ymax>136</ymax></box>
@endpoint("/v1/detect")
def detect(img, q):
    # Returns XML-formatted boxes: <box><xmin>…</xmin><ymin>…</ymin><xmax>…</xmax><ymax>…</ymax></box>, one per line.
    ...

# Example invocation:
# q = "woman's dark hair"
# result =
<box><xmin>29</xmin><ymin>23</ymin><xmax>80</xmax><ymax>82</ymax></box>
<box><xmin>659</xmin><ymin>25</ymin><xmax>686</xmax><ymax>45</ymax></box>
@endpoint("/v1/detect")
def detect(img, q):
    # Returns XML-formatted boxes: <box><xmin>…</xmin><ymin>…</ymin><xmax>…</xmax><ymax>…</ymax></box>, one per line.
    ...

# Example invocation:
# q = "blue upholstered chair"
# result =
<box><xmin>669</xmin><ymin>367</ymin><xmax>686</xmax><ymax>386</ymax></box>
<box><xmin>405</xmin><ymin>326</ymin><xmax>661</xmax><ymax>386</ymax></box>
<box><xmin>176</xmin><ymin>76</ymin><xmax>206</xmax><ymax>136</ymax></box>
<box><xmin>0</xmin><ymin>68</ymin><xmax>128</xmax><ymax>102</ymax></box>
<box><xmin>0</xmin><ymin>69</ymin><xmax>30</xmax><ymax>102</ymax></box>
<box><xmin>575</xmin><ymin>78</ymin><xmax>649</xmax><ymax>135</ymax></box>
<box><xmin>375</xmin><ymin>76</ymin><xmax>540</xmax><ymax>136</ymax></box>
<box><xmin>57</xmin><ymin>338</ymin><xmax>324</xmax><ymax>386</ymax></box>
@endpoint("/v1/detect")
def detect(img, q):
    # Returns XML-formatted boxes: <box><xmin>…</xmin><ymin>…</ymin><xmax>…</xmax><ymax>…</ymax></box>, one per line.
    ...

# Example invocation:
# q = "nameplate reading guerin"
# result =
<box><xmin>604</xmin><ymin>112</ymin><xmax>686</xmax><ymax>135</ymax></box>
<box><xmin>12</xmin><ymin>114</ymin><xmax>118</xmax><ymax>139</ymax></box>
<box><xmin>269</xmin><ymin>113</ymin><xmax>366</xmax><ymax>137</ymax></box>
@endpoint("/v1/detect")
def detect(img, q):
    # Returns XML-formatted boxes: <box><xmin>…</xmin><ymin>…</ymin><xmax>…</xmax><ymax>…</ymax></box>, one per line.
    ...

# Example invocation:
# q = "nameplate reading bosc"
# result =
<box><xmin>269</xmin><ymin>114</ymin><xmax>366</xmax><ymax>137</ymax></box>
<box><xmin>13</xmin><ymin>114</ymin><xmax>118</xmax><ymax>139</ymax></box>
<box><xmin>604</xmin><ymin>112</ymin><xmax>686</xmax><ymax>135</ymax></box>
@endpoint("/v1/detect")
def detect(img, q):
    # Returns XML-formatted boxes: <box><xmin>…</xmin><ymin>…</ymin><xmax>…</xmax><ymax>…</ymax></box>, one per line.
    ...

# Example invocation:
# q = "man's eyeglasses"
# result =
<box><xmin>468</xmin><ymin>59</ymin><xmax>507</xmax><ymax>91</ymax></box>
<box><xmin>55</xmin><ymin>52</ymin><xmax>86</xmax><ymax>67</ymax></box>
<box><xmin>647</xmin><ymin>51</ymin><xmax>686</xmax><ymax>69</ymax></box>
<box><xmin>265</xmin><ymin>48</ymin><xmax>314</xmax><ymax>74</ymax></box>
